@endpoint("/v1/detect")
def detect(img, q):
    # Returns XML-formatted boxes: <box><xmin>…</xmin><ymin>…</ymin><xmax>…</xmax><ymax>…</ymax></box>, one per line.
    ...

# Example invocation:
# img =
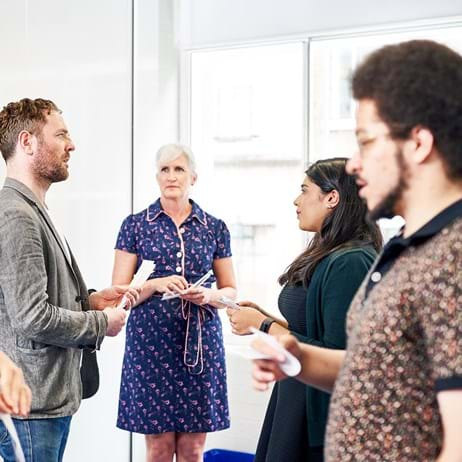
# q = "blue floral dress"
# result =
<box><xmin>115</xmin><ymin>199</ymin><xmax>231</xmax><ymax>434</ymax></box>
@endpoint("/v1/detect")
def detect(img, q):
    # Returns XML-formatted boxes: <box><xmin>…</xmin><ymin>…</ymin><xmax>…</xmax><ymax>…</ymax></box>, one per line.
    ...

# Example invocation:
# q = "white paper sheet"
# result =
<box><xmin>0</xmin><ymin>413</ymin><xmax>25</xmax><ymax>462</ymax></box>
<box><xmin>226</xmin><ymin>332</ymin><xmax>302</xmax><ymax>377</ymax></box>
<box><xmin>117</xmin><ymin>260</ymin><xmax>155</xmax><ymax>309</ymax></box>
<box><xmin>218</xmin><ymin>296</ymin><xmax>241</xmax><ymax>310</ymax></box>
<box><xmin>249</xmin><ymin>328</ymin><xmax>302</xmax><ymax>376</ymax></box>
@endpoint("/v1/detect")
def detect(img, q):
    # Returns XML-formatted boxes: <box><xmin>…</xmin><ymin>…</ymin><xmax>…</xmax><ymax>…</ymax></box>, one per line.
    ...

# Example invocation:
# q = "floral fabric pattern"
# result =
<box><xmin>325</xmin><ymin>218</ymin><xmax>462</xmax><ymax>461</ymax></box>
<box><xmin>115</xmin><ymin>199</ymin><xmax>231</xmax><ymax>434</ymax></box>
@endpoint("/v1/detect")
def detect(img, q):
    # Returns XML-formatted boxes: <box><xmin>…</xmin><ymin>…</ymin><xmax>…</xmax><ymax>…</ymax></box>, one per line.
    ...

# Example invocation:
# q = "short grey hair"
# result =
<box><xmin>156</xmin><ymin>143</ymin><xmax>196</xmax><ymax>174</ymax></box>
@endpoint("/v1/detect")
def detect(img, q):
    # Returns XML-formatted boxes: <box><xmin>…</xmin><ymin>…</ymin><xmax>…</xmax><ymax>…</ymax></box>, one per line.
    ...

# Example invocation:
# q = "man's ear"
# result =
<box><xmin>18</xmin><ymin>130</ymin><xmax>35</xmax><ymax>155</ymax></box>
<box><xmin>191</xmin><ymin>173</ymin><xmax>197</xmax><ymax>186</ymax></box>
<box><xmin>408</xmin><ymin>126</ymin><xmax>434</xmax><ymax>165</ymax></box>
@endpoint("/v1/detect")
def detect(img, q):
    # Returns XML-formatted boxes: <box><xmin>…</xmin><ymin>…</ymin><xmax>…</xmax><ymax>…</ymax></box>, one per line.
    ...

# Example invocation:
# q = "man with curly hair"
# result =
<box><xmin>252</xmin><ymin>40</ymin><xmax>462</xmax><ymax>461</ymax></box>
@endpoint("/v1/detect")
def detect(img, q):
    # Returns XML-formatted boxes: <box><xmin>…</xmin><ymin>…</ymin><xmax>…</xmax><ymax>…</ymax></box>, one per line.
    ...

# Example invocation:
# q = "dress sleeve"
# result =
<box><xmin>115</xmin><ymin>214</ymin><xmax>137</xmax><ymax>254</ymax></box>
<box><xmin>417</xmin><ymin>249</ymin><xmax>462</xmax><ymax>392</ymax></box>
<box><xmin>293</xmin><ymin>250</ymin><xmax>372</xmax><ymax>349</ymax></box>
<box><xmin>214</xmin><ymin>220</ymin><xmax>232</xmax><ymax>259</ymax></box>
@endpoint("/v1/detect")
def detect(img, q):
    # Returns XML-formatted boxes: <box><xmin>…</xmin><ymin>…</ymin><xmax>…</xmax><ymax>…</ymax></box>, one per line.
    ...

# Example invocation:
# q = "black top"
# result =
<box><xmin>254</xmin><ymin>246</ymin><xmax>377</xmax><ymax>461</ymax></box>
<box><xmin>255</xmin><ymin>284</ymin><xmax>312</xmax><ymax>462</ymax></box>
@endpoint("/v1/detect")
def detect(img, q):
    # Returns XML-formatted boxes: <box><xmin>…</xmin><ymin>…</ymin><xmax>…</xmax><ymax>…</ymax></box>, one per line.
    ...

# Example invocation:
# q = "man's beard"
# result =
<box><xmin>368</xmin><ymin>146</ymin><xmax>408</xmax><ymax>221</ymax></box>
<box><xmin>33</xmin><ymin>140</ymin><xmax>69</xmax><ymax>184</ymax></box>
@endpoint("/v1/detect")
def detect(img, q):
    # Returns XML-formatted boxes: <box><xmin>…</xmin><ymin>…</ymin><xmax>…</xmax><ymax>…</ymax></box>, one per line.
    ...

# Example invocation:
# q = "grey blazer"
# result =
<box><xmin>0</xmin><ymin>178</ymin><xmax>107</xmax><ymax>418</ymax></box>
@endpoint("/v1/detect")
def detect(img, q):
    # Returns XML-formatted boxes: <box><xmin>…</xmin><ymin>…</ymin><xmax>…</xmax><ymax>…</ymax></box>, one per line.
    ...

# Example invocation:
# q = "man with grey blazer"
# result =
<box><xmin>0</xmin><ymin>98</ymin><xmax>139</xmax><ymax>462</ymax></box>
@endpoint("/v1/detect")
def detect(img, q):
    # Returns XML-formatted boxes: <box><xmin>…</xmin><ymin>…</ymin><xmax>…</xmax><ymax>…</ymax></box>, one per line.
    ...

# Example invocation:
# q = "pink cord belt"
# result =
<box><xmin>181</xmin><ymin>300</ymin><xmax>215</xmax><ymax>375</ymax></box>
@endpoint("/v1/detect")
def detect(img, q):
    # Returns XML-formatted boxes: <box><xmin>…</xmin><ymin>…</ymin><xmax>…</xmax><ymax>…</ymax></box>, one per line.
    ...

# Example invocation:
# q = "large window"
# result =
<box><xmin>189</xmin><ymin>43</ymin><xmax>307</xmax><ymax>329</ymax></box>
<box><xmin>309</xmin><ymin>24</ymin><xmax>462</xmax><ymax>240</ymax></box>
<box><xmin>309</xmin><ymin>25</ymin><xmax>462</xmax><ymax>161</ymax></box>
<box><xmin>183</xmin><ymin>18</ymin><xmax>462</xmax><ymax>457</ymax></box>
<box><xmin>187</xmin><ymin>22</ymin><xmax>462</xmax><ymax>330</ymax></box>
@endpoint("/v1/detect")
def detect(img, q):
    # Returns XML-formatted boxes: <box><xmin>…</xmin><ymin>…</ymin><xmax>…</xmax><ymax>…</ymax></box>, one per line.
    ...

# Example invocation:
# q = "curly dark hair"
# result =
<box><xmin>279</xmin><ymin>158</ymin><xmax>382</xmax><ymax>287</ymax></box>
<box><xmin>352</xmin><ymin>39</ymin><xmax>462</xmax><ymax>180</ymax></box>
<box><xmin>0</xmin><ymin>98</ymin><xmax>60</xmax><ymax>162</ymax></box>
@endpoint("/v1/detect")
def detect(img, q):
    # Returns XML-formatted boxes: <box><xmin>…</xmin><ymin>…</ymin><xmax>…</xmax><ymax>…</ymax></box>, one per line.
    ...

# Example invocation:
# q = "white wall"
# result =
<box><xmin>205</xmin><ymin>349</ymin><xmax>272</xmax><ymax>454</ymax></box>
<box><xmin>132</xmin><ymin>0</ymin><xmax>179</xmax><ymax>212</ymax></box>
<box><xmin>0</xmin><ymin>1</ymin><xmax>177</xmax><ymax>461</ymax></box>
<box><xmin>0</xmin><ymin>1</ymin><xmax>133</xmax><ymax>461</ymax></box>
<box><xmin>177</xmin><ymin>0</ymin><xmax>462</xmax><ymax>48</ymax></box>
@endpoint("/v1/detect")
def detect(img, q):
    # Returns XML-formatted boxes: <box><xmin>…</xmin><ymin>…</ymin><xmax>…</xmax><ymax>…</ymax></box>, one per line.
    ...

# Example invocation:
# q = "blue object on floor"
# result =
<box><xmin>203</xmin><ymin>449</ymin><xmax>254</xmax><ymax>462</ymax></box>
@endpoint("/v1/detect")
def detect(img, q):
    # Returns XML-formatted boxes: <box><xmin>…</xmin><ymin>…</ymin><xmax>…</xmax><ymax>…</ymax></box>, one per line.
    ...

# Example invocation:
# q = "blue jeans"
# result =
<box><xmin>0</xmin><ymin>416</ymin><xmax>72</xmax><ymax>462</ymax></box>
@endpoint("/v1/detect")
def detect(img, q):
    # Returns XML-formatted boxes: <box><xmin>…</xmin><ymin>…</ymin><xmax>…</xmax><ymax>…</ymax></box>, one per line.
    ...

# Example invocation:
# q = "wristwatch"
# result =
<box><xmin>259</xmin><ymin>317</ymin><xmax>275</xmax><ymax>333</ymax></box>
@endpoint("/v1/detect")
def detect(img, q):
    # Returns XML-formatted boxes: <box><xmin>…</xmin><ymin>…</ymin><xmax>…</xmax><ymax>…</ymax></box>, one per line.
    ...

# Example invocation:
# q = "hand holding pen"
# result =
<box><xmin>162</xmin><ymin>270</ymin><xmax>214</xmax><ymax>305</ymax></box>
<box><xmin>154</xmin><ymin>275</ymin><xmax>189</xmax><ymax>296</ymax></box>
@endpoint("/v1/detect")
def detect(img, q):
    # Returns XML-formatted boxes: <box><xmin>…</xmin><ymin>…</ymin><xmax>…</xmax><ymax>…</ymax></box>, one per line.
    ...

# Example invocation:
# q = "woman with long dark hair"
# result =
<box><xmin>227</xmin><ymin>157</ymin><xmax>382</xmax><ymax>461</ymax></box>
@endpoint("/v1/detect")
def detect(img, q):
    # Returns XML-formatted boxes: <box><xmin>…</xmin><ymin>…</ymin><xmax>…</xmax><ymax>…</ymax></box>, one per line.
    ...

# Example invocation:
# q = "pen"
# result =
<box><xmin>190</xmin><ymin>269</ymin><xmax>214</xmax><ymax>288</ymax></box>
<box><xmin>162</xmin><ymin>269</ymin><xmax>214</xmax><ymax>301</ymax></box>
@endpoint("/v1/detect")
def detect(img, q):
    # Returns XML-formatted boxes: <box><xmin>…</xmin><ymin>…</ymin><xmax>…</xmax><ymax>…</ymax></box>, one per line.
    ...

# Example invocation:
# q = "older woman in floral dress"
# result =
<box><xmin>112</xmin><ymin>144</ymin><xmax>236</xmax><ymax>462</ymax></box>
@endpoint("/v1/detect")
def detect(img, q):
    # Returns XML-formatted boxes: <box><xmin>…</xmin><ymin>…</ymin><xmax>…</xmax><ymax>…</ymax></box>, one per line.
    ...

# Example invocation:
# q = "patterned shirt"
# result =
<box><xmin>325</xmin><ymin>199</ymin><xmax>462</xmax><ymax>461</ymax></box>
